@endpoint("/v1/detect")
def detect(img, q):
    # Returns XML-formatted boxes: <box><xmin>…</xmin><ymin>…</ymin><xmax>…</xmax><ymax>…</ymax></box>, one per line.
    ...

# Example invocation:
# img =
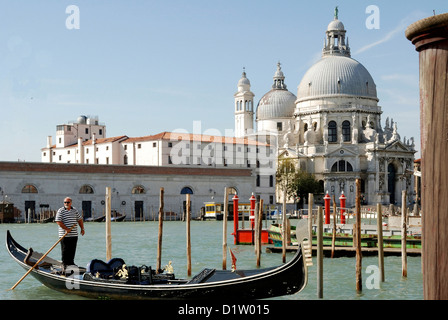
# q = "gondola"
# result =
<box><xmin>85</xmin><ymin>215</ymin><xmax>106</xmax><ymax>222</ymax></box>
<box><xmin>41</xmin><ymin>216</ymin><xmax>55</xmax><ymax>223</ymax></box>
<box><xmin>6</xmin><ymin>221</ymin><xmax>310</xmax><ymax>300</ymax></box>
<box><xmin>111</xmin><ymin>214</ymin><xmax>126</xmax><ymax>222</ymax></box>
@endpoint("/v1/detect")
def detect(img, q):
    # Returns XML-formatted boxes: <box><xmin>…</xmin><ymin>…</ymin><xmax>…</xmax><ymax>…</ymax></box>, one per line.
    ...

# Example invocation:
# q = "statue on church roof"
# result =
<box><xmin>334</xmin><ymin>6</ymin><xmax>339</xmax><ymax>19</ymax></box>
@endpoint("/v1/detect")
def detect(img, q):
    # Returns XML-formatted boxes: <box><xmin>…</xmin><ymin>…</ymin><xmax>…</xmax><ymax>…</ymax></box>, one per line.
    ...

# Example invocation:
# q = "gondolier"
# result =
<box><xmin>55</xmin><ymin>197</ymin><xmax>85</xmax><ymax>269</ymax></box>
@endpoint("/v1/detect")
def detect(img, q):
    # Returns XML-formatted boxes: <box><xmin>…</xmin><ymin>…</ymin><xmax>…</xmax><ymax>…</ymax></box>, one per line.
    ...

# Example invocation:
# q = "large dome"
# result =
<box><xmin>256</xmin><ymin>89</ymin><xmax>297</xmax><ymax>120</ymax></box>
<box><xmin>296</xmin><ymin>55</ymin><xmax>378</xmax><ymax>102</ymax></box>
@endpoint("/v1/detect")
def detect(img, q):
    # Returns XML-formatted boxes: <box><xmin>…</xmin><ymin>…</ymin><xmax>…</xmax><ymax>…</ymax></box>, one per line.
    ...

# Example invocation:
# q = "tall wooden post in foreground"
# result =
<box><xmin>406</xmin><ymin>13</ymin><xmax>448</xmax><ymax>299</ymax></box>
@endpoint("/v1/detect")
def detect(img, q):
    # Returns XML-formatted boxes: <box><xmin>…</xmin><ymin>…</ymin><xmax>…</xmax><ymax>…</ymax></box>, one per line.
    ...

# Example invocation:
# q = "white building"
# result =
<box><xmin>41</xmin><ymin>118</ymin><xmax>277</xmax><ymax>205</ymax></box>
<box><xmin>235</xmin><ymin>12</ymin><xmax>416</xmax><ymax>207</ymax></box>
<box><xmin>0</xmin><ymin>162</ymin><xmax>257</xmax><ymax>221</ymax></box>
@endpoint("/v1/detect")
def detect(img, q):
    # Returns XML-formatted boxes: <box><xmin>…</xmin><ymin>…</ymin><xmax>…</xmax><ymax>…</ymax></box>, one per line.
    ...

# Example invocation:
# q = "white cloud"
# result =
<box><xmin>355</xmin><ymin>21</ymin><xmax>407</xmax><ymax>55</ymax></box>
<box><xmin>354</xmin><ymin>11</ymin><xmax>427</xmax><ymax>55</ymax></box>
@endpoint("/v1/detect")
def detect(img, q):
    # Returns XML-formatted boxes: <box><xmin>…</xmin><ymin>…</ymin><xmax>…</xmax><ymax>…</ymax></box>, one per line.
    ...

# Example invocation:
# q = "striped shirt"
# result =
<box><xmin>55</xmin><ymin>206</ymin><xmax>82</xmax><ymax>238</ymax></box>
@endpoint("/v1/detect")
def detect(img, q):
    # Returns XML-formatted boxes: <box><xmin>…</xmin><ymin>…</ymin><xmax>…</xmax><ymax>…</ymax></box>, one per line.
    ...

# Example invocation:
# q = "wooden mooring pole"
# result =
<box><xmin>282</xmin><ymin>191</ymin><xmax>287</xmax><ymax>263</ymax></box>
<box><xmin>222</xmin><ymin>187</ymin><xmax>229</xmax><ymax>270</ymax></box>
<box><xmin>186</xmin><ymin>193</ymin><xmax>191</xmax><ymax>276</ymax></box>
<box><xmin>401</xmin><ymin>190</ymin><xmax>407</xmax><ymax>277</ymax></box>
<box><xmin>105</xmin><ymin>187</ymin><xmax>112</xmax><ymax>261</ymax></box>
<box><xmin>406</xmin><ymin>13</ymin><xmax>448</xmax><ymax>299</ymax></box>
<box><xmin>355</xmin><ymin>179</ymin><xmax>362</xmax><ymax>292</ymax></box>
<box><xmin>156</xmin><ymin>187</ymin><xmax>164</xmax><ymax>273</ymax></box>
<box><xmin>317</xmin><ymin>206</ymin><xmax>323</xmax><ymax>298</ymax></box>
<box><xmin>377</xmin><ymin>203</ymin><xmax>385</xmax><ymax>282</ymax></box>
<box><xmin>308</xmin><ymin>193</ymin><xmax>313</xmax><ymax>246</ymax></box>
<box><xmin>331</xmin><ymin>195</ymin><xmax>337</xmax><ymax>258</ymax></box>
<box><xmin>256</xmin><ymin>199</ymin><xmax>263</xmax><ymax>267</ymax></box>
<box><xmin>254</xmin><ymin>201</ymin><xmax>259</xmax><ymax>253</ymax></box>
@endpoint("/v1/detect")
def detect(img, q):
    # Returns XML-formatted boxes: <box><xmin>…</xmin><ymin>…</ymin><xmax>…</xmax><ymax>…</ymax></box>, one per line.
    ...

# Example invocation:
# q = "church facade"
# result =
<box><xmin>235</xmin><ymin>13</ymin><xmax>416</xmax><ymax>207</ymax></box>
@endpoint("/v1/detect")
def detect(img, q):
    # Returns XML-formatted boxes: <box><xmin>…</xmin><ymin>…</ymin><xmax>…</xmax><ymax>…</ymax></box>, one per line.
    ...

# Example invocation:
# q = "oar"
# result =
<box><xmin>9</xmin><ymin>223</ymin><xmax>77</xmax><ymax>291</ymax></box>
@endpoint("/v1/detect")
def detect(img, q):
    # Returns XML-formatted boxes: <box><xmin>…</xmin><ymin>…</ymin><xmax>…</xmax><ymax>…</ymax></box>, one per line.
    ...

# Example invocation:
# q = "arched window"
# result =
<box><xmin>79</xmin><ymin>185</ymin><xmax>94</xmax><ymax>194</ymax></box>
<box><xmin>132</xmin><ymin>185</ymin><xmax>146</xmax><ymax>194</ymax></box>
<box><xmin>331</xmin><ymin>160</ymin><xmax>353</xmax><ymax>172</ymax></box>
<box><xmin>22</xmin><ymin>184</ymin><xmax>38</xmax><ymax>193</ymax></box>
<box><xmin>328</xmin><ymin>121</ymin><xmax>337</xmax><ymax>142</ymax></box>
<box><xmin>181</xmin><ymin>187</ymin><xmax>193</xmax><ymax>194</ymax></box>
<box><xmin>228</xmin><ymin>187</ymin><xmax>238</xmax><ymax>195</ymax></box>
<box><xmin>342</xmin><ymin>120</ymin><xmax>351</xmax><ymax>142</ymax></box>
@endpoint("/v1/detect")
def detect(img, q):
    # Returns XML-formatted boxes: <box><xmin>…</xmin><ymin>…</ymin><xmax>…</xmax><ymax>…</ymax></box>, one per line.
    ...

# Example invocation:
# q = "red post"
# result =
<box><xmin>324</xmin><ymin>192</ymin><xmax>331</xmax><ymax>224</ymax></box>
<box><xmin>249</xmin><ymin>193</ymin><xmax>256</xmax><ymax>229</ymax></box>
<box><xmin>232</xmin><ymin>194</ymin><xmax>239</xmax><ymax>245</ymax></box>
<box><xmin>339</xmin><ymin>191</ymin><xmax>346</xmax><ymax>224</ymax></box>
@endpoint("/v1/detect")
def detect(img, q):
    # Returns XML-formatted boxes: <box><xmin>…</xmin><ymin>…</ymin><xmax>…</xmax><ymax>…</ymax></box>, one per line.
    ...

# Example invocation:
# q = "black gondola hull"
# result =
<box><xmin>6</xmin><ymin>230</ymin><xmax>307</xmax><ymax>300</ymax></box>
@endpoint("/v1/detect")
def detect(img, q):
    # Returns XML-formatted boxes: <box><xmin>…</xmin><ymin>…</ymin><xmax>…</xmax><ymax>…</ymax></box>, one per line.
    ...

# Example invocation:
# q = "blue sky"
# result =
<box><xmin>0</xmin><ymin>0</ymin><xmax>444</xmax><ymax>161</ymax></box>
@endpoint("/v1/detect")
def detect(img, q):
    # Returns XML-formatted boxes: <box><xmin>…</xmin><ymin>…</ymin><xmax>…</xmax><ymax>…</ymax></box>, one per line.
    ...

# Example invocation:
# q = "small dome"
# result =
<box><xmin>256</xmin><ymin>89</ymin><xmax>297</xmax><ymax>120</ymax></box>
<box><xmin>237</xmin><ymin>70</ymin><xmax>251</xmax><ymax>92</ymax></box>
<box><xmin>256</xmin><ymin>63</ymin><xmax>296</xmax><ymax>120</ymax></box>
<box><xmin>327</xmin><ymin>19</ymin><xmax>345</xmax><ymax>31</ymax></box>
<box><xmin>238</xmin><ymin>72</ymin><xmax>250</xmax><ymax>86</ymax></box>
<box><xmin>77</xmin><ymin>115</ymin><xmax>87</xmax><ymax>124</ymax></box>
<box><xmin>274</xmin><ymin>66</ymin><xmax>284</xmax><ymax>79</ymax></box>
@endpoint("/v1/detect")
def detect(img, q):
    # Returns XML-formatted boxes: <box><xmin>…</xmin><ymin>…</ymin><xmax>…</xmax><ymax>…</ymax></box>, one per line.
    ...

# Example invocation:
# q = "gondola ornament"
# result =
<box><xmin>115</xmin><ymin>265</ymin><xmax>128</xmax><ymax>279</ymax></box>
<box><xmin>295</xmin><ymin>219</ymin><xmax>313</xmax><ymax>267</ymax></box>
<box><xmin>229</xmin><ymin>248</ymin><xmax>237</xmax><ymax>272</ymax></box>
<box><xmin>164</xmin><ymin>261</ymin><xmax>174</xmax><ymax>274</ymax></box>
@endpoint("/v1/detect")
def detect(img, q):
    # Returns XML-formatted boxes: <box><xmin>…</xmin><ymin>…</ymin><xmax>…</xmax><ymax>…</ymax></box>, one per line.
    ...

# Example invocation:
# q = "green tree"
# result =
<box><xmin>293</xmin><ymin>170</ymin><xmax>323</xmax><ymax>205</ymax></box>
<box><xmin>276</xmin><ymin>158</ymin><xmax>297</xmax><ymax>201</ymax></box>
<box><xmin>276</xmin><ymin>158</ymin><xmax>323</xmax><ymax>205</ymax></box>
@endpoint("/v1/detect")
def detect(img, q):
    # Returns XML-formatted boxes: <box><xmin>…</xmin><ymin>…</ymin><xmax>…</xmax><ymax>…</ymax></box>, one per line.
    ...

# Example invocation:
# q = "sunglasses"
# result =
<box><xmin>64</xmin><ymin>201</ymin><xmax>71</xmax><ymax>204</ymax></box>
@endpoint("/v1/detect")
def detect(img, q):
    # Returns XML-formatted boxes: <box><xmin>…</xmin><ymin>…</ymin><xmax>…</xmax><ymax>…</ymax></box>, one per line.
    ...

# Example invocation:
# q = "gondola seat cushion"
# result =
<box><xmin>86</xmin><ymin>258</ymin><xmax>126</xmax><ymax>278</ymax></box>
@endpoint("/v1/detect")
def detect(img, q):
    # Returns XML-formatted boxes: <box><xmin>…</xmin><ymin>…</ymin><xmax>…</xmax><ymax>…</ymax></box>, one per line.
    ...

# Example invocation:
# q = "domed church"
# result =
<box><xmin>234</xmin><ymin>10</ymin><xmax>416</xmax><ymax>207</ymax></box>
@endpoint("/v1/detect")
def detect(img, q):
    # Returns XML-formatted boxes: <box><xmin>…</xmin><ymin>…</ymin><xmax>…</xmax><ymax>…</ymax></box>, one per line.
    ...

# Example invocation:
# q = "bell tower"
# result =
<box><xmin>234</xmin><ymin>68</ymin><xmax>255</xmax><ymax>137</ymax></box>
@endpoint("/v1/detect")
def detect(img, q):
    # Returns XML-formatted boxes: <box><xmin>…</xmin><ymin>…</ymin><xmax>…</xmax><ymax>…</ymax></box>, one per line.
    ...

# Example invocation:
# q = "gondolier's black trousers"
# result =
<box><xmin>61</xmin><ymin>236</ymin><xmax>78</xmax><ymax>267</ymax></box>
